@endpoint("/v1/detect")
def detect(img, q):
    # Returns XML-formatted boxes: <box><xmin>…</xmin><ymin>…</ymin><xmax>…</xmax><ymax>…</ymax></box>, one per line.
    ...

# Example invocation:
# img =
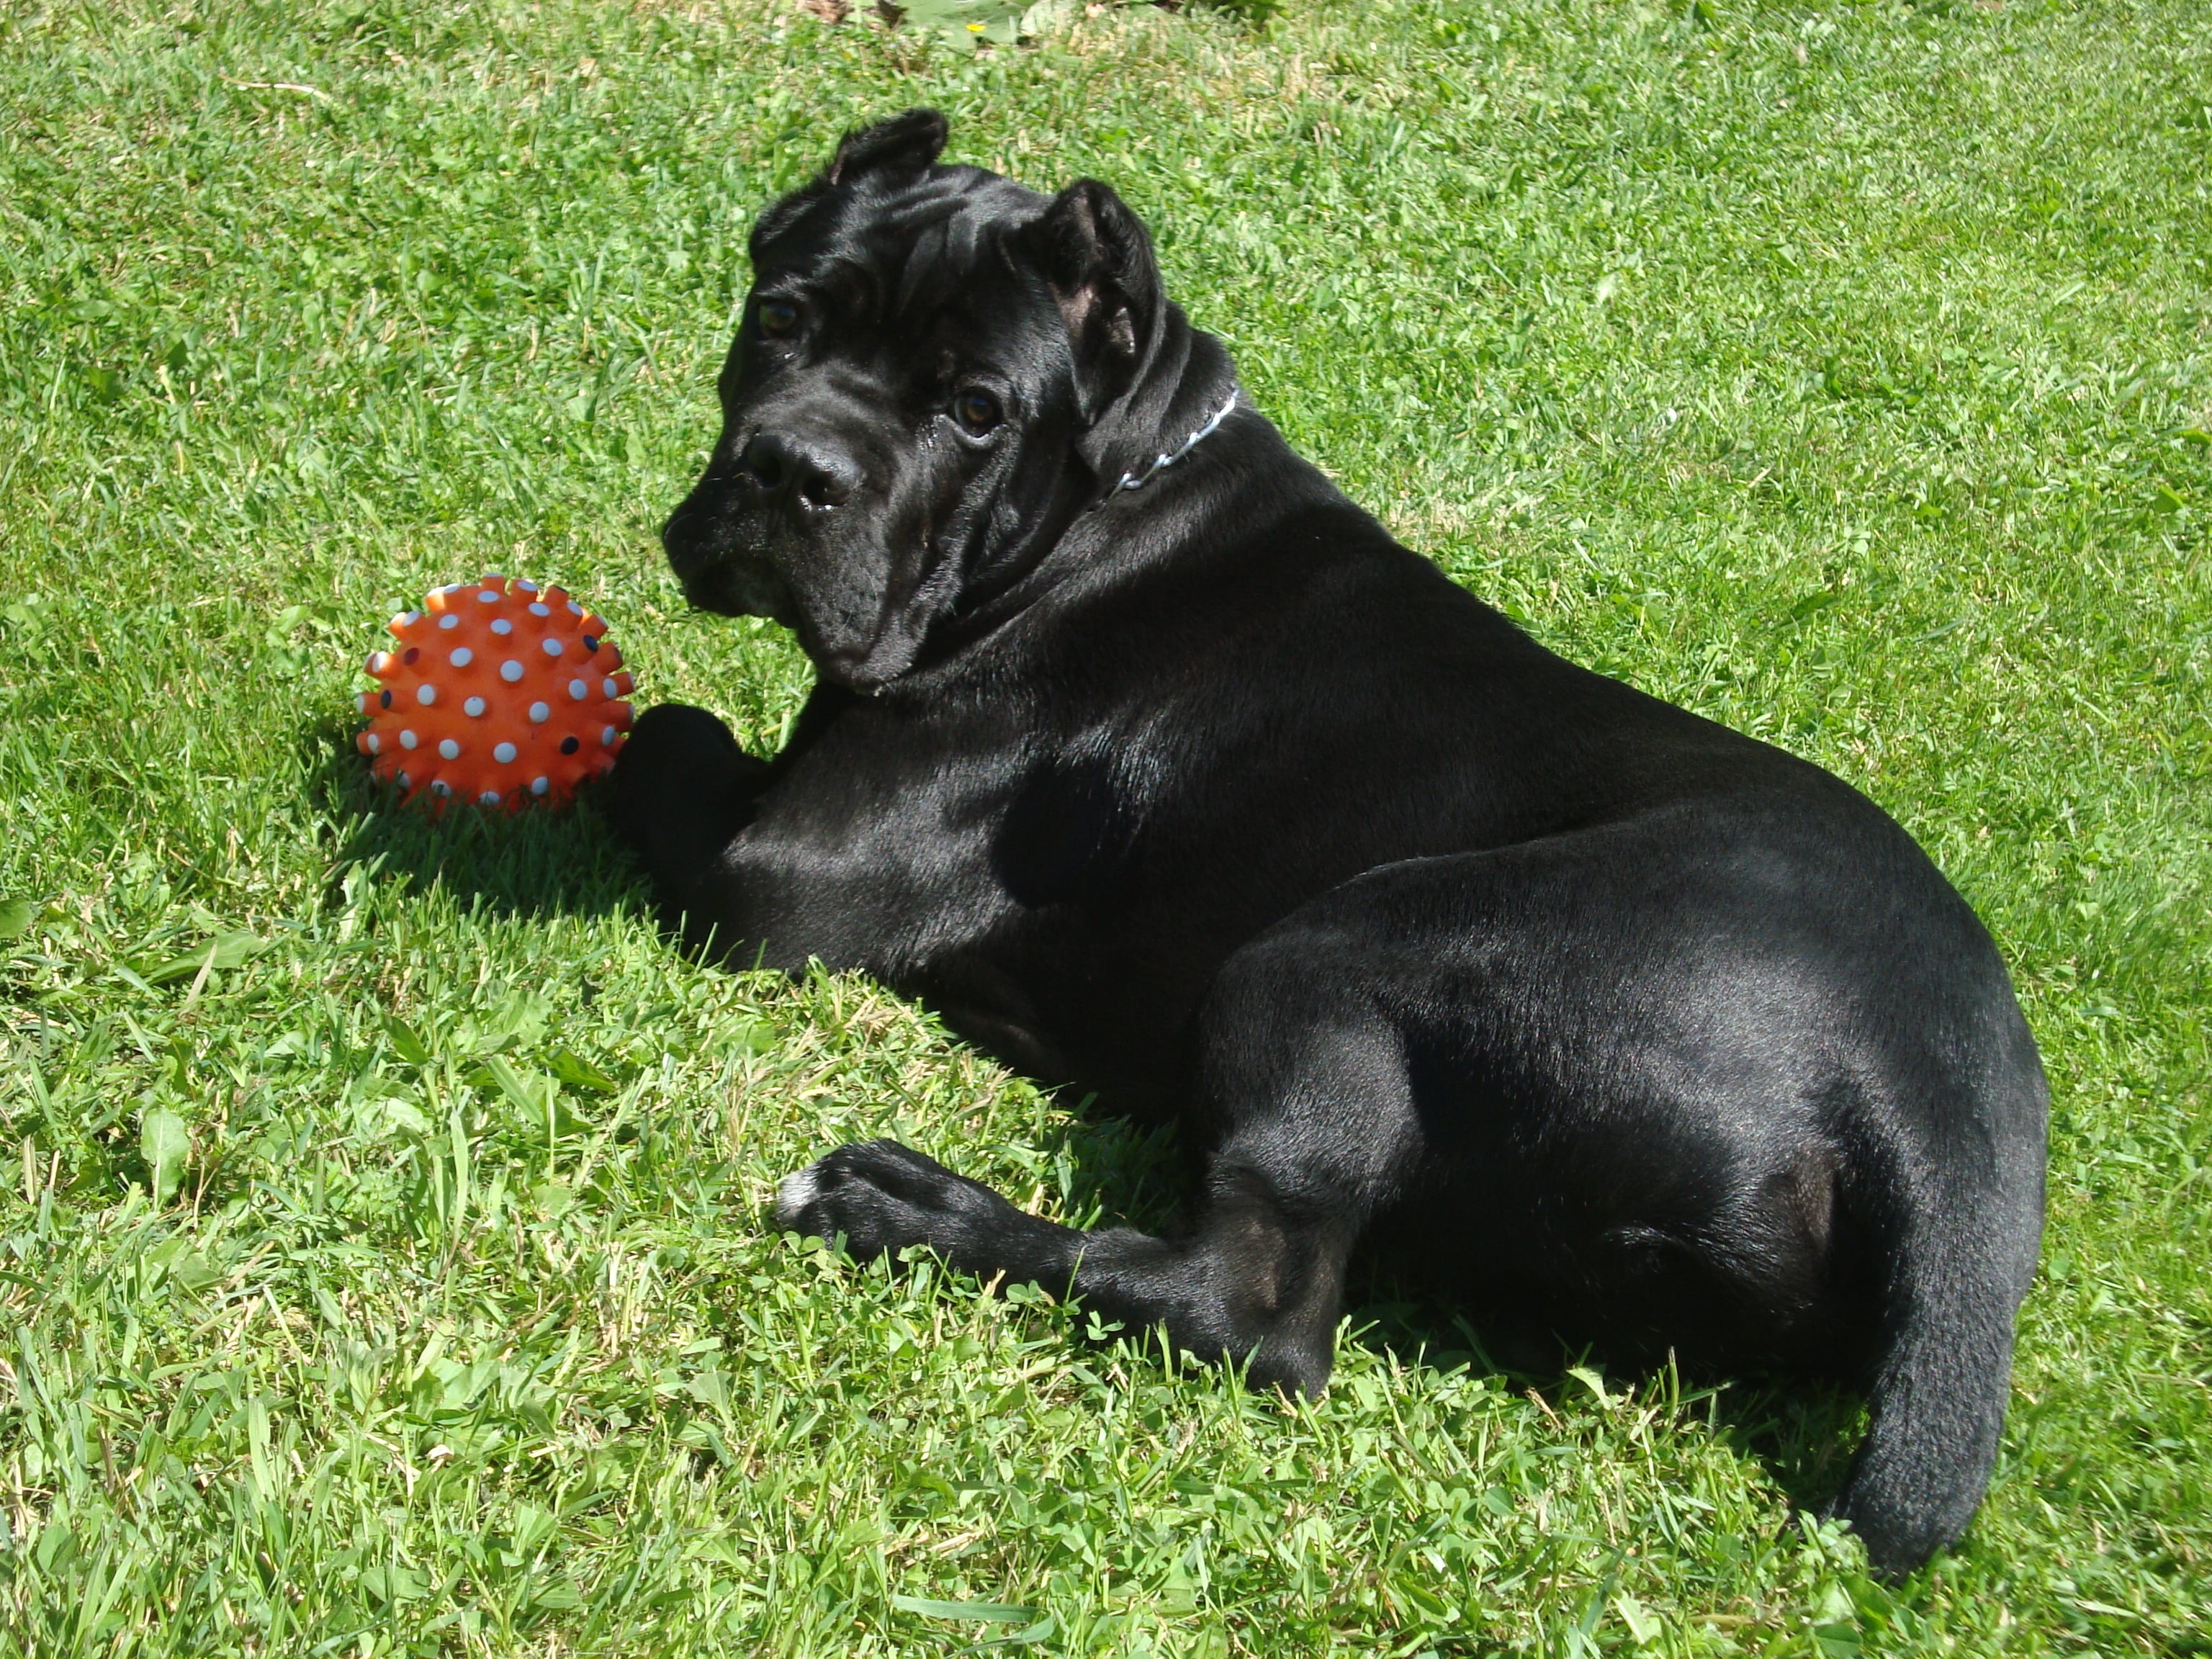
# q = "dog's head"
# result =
<box><xmin>661</xmin><ymin>109</ymin><xmax>1233</xmax><ymax>692</ymax></box>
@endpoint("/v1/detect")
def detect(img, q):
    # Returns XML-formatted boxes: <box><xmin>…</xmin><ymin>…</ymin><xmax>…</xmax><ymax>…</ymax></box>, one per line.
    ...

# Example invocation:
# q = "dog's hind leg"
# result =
<box><xmin>774</xmin><ymin>943</ymin><xmax>1422</xmax><ymax>1398</ymax></box>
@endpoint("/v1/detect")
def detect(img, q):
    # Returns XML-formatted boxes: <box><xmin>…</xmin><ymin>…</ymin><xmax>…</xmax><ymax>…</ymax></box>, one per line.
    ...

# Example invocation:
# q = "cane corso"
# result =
<box><xmin>606</xmin><ymin>109</ymin><xmax>2046</xmax><ymax>1579</ymax></box>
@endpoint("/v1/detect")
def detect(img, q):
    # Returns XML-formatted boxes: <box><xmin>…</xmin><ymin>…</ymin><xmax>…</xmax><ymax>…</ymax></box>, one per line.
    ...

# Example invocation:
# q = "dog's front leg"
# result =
<box><xmin>605</xmin><ymin>703</ymin><xmax>771</xmax><ymax>942</ymax></box>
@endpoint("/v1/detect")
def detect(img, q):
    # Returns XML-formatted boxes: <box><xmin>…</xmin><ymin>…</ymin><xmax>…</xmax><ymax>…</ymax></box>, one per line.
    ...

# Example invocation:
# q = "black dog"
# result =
<box><xmin>607</xmin><ymin>110</ymin><xmax>2046</xmax><ymax>1579</ymax></box>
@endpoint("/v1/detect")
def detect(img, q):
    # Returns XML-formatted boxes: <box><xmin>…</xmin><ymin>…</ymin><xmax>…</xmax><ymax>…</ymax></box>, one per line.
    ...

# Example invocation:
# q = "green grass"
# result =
<box><xmin>1</xmin><ymin>0</ymin><xmax>2206</xmax><ymax>1650</ymax></box>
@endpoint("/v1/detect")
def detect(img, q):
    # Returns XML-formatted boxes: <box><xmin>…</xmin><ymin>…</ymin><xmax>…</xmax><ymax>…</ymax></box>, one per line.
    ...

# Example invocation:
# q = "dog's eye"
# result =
<box><xmin>757</xmin><ymin>298</ymin><xmax>799</xmax><ymax>339</ymax></box>
<box><xmin>953</xmin><ymin>390</ymin><xmax>1002</xmax><ymax>434</ymax></box>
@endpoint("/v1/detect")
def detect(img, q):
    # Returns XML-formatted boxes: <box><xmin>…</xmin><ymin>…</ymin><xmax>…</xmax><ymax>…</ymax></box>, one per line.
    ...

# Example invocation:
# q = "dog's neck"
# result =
<box><xmin>1096</xmin><ymin>389</ymin><xmax>1241</xmax><ymax>502</ymax></box>
<box><xmin>1075</xmin><ymin>303</ymin><xmax>1244</xmax><ymax>507</ymax></box>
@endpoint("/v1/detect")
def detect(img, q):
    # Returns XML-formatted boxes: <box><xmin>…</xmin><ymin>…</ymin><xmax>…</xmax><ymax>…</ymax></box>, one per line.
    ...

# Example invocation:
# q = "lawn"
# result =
<box><xmin>1</xmin><ymin>0</ymin><xmax>2206</xmax><ymax>1652</ymax></box>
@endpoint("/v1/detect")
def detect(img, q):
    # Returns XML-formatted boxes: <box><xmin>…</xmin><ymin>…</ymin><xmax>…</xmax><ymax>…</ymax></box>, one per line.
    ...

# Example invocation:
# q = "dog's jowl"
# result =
<box><xmin>608</xmin><ymin>109</ymin><xmax>2046</xmax><ymax>1580</ymax></box>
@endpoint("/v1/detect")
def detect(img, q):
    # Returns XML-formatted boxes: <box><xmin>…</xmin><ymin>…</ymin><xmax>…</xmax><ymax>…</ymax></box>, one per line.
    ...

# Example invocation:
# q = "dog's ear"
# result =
<box><xmin>824</xmin><ymin>108</ymin><xmax>949</xmax><ymax>189</ymax></box>
<box><xmin>1021</xmin><ymin>179</ymin><xmax>1161</xmax><ymax>404</ymax></box>
<box><xmin>752</xmin><ymin>110</ymin><xmax>949</xmax><ymax>262</ymax></box>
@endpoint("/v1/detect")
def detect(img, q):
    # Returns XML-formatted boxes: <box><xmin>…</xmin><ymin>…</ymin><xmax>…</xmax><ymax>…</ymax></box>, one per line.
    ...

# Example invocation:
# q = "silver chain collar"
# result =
<box><xmin>1100</xmin><ymin>390</ymin><xmax>1241</xmax><ymax>501</ymax></box>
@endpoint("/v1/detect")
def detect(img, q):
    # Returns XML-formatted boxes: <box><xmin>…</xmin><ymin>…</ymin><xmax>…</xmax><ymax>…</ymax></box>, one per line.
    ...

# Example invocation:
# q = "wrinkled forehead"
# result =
<box><xmin>750</xmin><ymin>166</ymin><xmax>1051</xmax><ymax>323</ymax></box>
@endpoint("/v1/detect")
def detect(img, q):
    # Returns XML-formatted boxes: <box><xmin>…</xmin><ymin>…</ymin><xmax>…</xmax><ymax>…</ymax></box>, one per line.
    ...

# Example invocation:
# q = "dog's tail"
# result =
<box><xmin>1832</xmin><ymin>1058</ymin><xmax>2045</xmax><ymax>1580</ymax></box>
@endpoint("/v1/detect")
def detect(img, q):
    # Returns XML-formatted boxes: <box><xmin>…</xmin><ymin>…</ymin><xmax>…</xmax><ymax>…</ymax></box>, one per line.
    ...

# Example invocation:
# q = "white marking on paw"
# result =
<box><xmin>775</xmin><ymin>1165</ymin><xmax>823</xmax><ymax>1226</ymax></box>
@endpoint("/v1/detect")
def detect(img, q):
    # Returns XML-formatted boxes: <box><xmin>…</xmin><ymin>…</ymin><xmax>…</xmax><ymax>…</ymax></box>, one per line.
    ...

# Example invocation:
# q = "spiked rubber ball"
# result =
<box><xmin>355</xmin><ymin>575</ymin><xmax>634</xmax><ymax>809</ymax></box>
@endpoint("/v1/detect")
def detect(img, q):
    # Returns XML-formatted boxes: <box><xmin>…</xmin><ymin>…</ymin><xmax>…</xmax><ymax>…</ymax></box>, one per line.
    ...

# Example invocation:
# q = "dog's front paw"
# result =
<box><xmin>773</xmin><ymin>1138</ymin><xmax>1019</xmax><ymax>1264</ymax></box>
<box><xmin>606</xmin><ymin>703</ymin><xmax>763</xmax><ymax>847</ymax></box>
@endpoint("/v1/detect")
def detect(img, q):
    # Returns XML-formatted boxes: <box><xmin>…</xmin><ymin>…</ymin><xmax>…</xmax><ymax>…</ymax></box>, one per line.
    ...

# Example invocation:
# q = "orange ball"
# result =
<box><xmin>354</xmin><ymin>575</ymin><xmax>634</xmax><ymax>810</ymax></box>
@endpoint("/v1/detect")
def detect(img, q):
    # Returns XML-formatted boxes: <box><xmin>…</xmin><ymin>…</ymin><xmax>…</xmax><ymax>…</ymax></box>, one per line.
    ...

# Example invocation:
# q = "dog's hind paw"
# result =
<box><xmin>770</xmin><ymin>1138</ymin><xmax>1037</xmax><ymax>1269</ymax></box>
<box><xmin>773</xmin><ymin>1164</ymin><xmax>824</xmax><ymax>1226</ymax></box>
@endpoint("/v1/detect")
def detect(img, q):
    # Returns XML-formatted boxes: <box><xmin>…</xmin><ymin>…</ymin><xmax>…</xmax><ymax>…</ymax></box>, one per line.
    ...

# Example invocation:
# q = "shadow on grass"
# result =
<box><xmin>1339</xmin><ymin>1266</ymin><xmax>1867</xmax><ymax>1514</ymax></box>
<box><xmin>299</xmin><ymin>711</ymin><xmax>647</xmax><ymax>921</ymax></box>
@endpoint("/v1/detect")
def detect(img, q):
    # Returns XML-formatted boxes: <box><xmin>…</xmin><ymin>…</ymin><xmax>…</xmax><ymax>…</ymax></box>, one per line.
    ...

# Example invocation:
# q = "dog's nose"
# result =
<box><xmin>739</xmin><ymin>431</ymin><xmax>855</xmax><ymax>514</ymax></box>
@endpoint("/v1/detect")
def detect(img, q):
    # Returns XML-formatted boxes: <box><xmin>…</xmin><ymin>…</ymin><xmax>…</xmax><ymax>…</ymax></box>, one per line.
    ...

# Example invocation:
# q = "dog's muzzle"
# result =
<box><xmin>660</xmin><ymin>481</ymin><xmax>801</xmax><ymax>624</ymax></box>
